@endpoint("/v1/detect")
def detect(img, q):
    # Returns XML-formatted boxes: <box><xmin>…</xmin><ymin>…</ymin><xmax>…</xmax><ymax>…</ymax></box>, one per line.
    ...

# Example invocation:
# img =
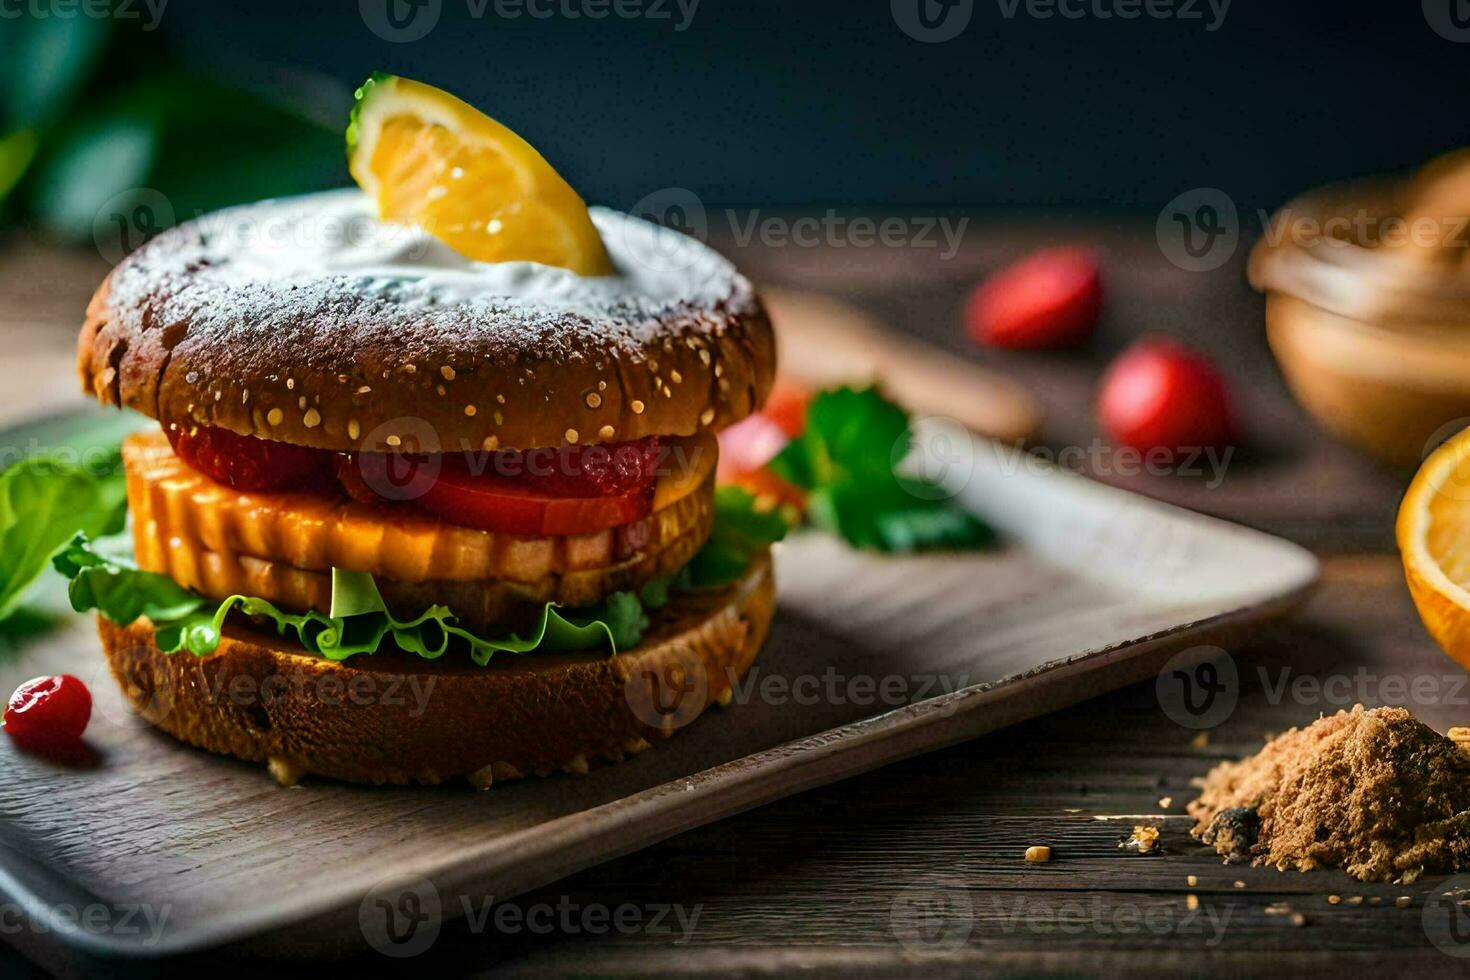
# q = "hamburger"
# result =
<box><xmin>62</xmin><ymin>75</ymin><xmax>780</xmax><ymax>787</ymax></box>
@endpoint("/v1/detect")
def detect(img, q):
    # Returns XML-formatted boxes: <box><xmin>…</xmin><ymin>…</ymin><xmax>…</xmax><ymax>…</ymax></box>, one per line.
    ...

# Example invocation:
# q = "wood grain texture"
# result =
<box><xmin>0</xmin><ymin>217</ymin><xmax>1443</xmax><ymax>976</ymax></box>
<box><xmin>0</xmin><ymin>408</ymin><xmax>1312</xmax><ymax>972</ymax></box>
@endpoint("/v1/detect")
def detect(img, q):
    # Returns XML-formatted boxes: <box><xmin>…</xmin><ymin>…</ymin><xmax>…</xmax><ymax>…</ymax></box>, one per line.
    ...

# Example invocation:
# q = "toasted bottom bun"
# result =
<box><xmin>97</xmin><ymin>551</ymin><xmax>774</xmax><ymax>788</ymax></box>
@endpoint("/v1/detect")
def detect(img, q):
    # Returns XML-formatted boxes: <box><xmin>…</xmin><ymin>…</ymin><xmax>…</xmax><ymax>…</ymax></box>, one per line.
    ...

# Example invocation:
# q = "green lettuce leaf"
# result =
<box><xmin>769</xmin><ymin>385</ymin><xmax>993</xmax><ymax>553</ymax></box>
<box><xmin>0</xmin><ymin>452</ymin><xmax>126</xmax><ymax>624</ymax></box>
<box><xmin>53</xmin><ymin>534</ymin><xmax>643</xmax><ymax>666</ymax></box>
<box><xmin>678</xmin><ymin>485</ymin><xmax>789</xmax><ymax>588</ymax></box>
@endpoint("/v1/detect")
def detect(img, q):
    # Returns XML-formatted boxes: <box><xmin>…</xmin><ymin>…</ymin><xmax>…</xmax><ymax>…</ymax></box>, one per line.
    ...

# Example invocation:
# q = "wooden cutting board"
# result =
<box><xmin>0</xmin><ymin>412</ymin><xmax>1315</xmax><ymax>972</ymax></box>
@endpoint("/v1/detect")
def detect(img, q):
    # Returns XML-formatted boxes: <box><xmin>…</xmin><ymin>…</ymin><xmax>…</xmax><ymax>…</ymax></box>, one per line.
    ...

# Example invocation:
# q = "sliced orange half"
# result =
<box><xmin>1397</xmin><ymin>425</ymin><xmax>1470</xmax><ymax>671</ymax></box>
<box><xmin>347</xmin><ymin>73</ymin><xmax>613</xmax><ymax>275</ymax></box>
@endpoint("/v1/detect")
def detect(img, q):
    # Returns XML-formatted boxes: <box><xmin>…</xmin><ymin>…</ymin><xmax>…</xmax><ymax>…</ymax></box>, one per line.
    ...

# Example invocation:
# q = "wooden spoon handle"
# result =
<box><xmin>762</xmin><ymin>286</ymin><xmax>1044</xmax><ymax>444</ymax></box>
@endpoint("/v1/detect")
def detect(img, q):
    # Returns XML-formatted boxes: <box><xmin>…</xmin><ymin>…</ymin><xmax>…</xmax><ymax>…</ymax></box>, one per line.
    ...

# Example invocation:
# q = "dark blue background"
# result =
<box><xmin>157</xmin><ymin>0</ymin><xmax>1468</xmax><ymax>212</ymax></box>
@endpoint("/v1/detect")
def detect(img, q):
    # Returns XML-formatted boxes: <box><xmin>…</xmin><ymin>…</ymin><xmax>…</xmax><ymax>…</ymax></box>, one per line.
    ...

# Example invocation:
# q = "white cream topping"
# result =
<box><xmin>199</xmin><ymin>189</ymin><xmax>739</xmax><ymax>311</ymax></box>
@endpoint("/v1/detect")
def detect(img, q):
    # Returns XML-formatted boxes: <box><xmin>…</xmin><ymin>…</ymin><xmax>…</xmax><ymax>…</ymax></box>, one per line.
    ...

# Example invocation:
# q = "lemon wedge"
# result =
<box><xmin>347</xmin><ymin>73</ymin><xmax>614</xmax><ymax>275</ymax></box>
<box><xmin>1398</xmin><ymin>425</ymin><xmax>1470</xmax><ymax>671</ymax></box>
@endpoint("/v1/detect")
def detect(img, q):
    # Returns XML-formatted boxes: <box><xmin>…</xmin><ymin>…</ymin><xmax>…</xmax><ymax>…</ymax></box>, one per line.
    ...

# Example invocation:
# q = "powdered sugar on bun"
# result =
<box><xmin>200</xmin><ymin>189</ymin><xmax>745</xmax><ymax>315</ymax></box>
<box><xmin>78</xmin><ymin>190</ymin><xmax>774</xmax><ymax>452</ymax></box>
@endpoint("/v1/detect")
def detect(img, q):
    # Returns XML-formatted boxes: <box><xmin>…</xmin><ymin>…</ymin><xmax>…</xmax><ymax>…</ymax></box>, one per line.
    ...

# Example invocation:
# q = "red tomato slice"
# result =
<box><xmin>418</xmin><ymin>469</ymin><xmax>651</xmax><ymax>536</ymax></box>
<box><xmin>352</xmin><ymin>453</ymin><xmax>651</xmax><ymax>536</ymax></box>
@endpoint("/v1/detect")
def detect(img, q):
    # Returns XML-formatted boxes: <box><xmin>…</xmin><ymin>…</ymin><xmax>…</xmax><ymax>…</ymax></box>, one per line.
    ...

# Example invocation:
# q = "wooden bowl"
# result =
<box><xmin>1251</xmin><ymin>161</ymin><xmax>1470</xmax><ymax>467</ymax></box>
<box><xmin>1264</xmin><ymin>292</ymin><xmax>1470</xmax><ymax>467</ymax></box>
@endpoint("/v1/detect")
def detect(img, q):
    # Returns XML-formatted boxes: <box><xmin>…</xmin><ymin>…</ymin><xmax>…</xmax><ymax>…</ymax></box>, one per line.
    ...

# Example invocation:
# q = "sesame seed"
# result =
<box><xmin>585</xmin><ymin>392</ymin><xmax>602</xmax><ymax>409</ymax></box>
<box><xmin>597</xmin><ymin>380</ymin><xmax>607</xmax><ymax>391</ymax></box>
<box><xmin>404</xmin><ymin>363</ymin><xmax>417</xmax><ymax>374</ymax></box>
<box><xmin>214</xmin><ymin>390</ymin><xmax>222</xmax><ymax>402</ymax></box>
<box><xmin>565</xmin><ymin>428</ymin><xmax>579</xmax><ymax>444</ymax></box>
<box><xmin>298</xmin><ymin>396</ymin><xmax>307</xmax><ymax>410</ymax></box>
<box><xmin>303</xmin><ymin>409</ymin><xmax>321</xmax><ymax>428</ymax></box>
<box><xmin>493</xmin><ymin>411</ymin><xmax>504</xmax><ymax>425</ymax></box>
<box><xmin>185</xmin><ymin>371</ymin><xmax>198</xmax><ymax>383</ymax></box>
<box><xmin>357</xmin><ymin>385</ymin><xmax>372</xmax><ymax>395</ymax></box>
<box><xmin>670</xmin><ymin>370</ymin><xmax>683</xmax><ymax>384</ymax></box>
<box><xmin>464</xmin><ymin>404</ymin><xmax>477</xmax><ymax>417</ymax></box>
<box><xmin>337</xmin><ymin>374</ymin><xmax>348</xmax><ymax>383</ymax></box>
<box><xmin>631</xmin><ymin>400</ymin><xmax>645</xmax><ymax>414</ymax></box>
<box><xmin>714</xmin><ymin>361</ymin><xmax>723</xmax><ymax>377</ymax></box>
<box><xmin>495</xmin><ymin>393</ymin><xmax>506</xmax><ymax>404</ymax></box>
<box><xmin>663</xmin><ymin>385</ymin><xmax>673</xmax><ymax>398</ymax></box>
<box><xmin>386</xmin><ymin>435</ymin><xmax>402</xmax><ymax>447</ymax></box>
<box><xmin>242</xmin><ymin>390</ymin><xmax>250</xmax><ymax>404</ymax></box>
<box><xmin>700</xmin><ymin>350</ymin><xmax>711</xmax><ymax>366</ymax></box>
<box><xmin>436</xmin><ymin>384</ymin><xmax>446</xmax><ymax>396</ymax></box>
<box><xmin>440</xmin><ymin>365</ymin><xmax>456</xmax><ymax>381</ymax></box>
<box><xmin>348</xmin><ymin>419</ymin><xmax>360</xmax><ymax>439</ymax></box>
<box><xmin>481</xmin><ymin>435</ymin><xmax>500</xmax><ymax>451</ymax></box>
<box><xmin>286</xmin><ymin>378</ymin><xmax>295</xmax><ymax>390</ymax></box>
<box><xmin>648</xmin><ymin>359</ymin><xmax>659</xmax><ymax>372</ymax></box>
<box><xmin>267</xmin><ymin>408</ymin><xmax>283</xmax><ymax>426</ymax></box>
<box><xmin>599</xmin><ymin>425</ymin><xmax>615</xmax><ymax>439</ymax></box>
<box><xmin>700</xmin><ymin>408</ymin><xmax>716</xmax><ymax>426</ymax></box>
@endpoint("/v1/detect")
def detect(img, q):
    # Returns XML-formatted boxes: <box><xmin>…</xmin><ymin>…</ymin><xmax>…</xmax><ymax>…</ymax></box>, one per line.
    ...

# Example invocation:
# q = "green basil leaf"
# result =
<box><xmin>0</xmin><ymin>455</ymin><xmax>126</xmax><ymax>624</ymax></box>
<box><xmin>768</xmin><ymin>385</ymin><xmax>993</xmax><ymax>553</ymax></box>
<box><xmin>678</xmin><ymin>485</ymin><xmax>788</xmax><ymax>589</ymax></box>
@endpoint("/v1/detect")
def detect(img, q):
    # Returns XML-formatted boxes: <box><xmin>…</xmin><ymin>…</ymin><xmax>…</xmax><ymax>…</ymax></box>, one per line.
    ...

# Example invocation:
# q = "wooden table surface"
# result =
<box><xmin>0</xmin><ymin>217</ymin><xmax>1463</xmax><ymax>977</ymax></box>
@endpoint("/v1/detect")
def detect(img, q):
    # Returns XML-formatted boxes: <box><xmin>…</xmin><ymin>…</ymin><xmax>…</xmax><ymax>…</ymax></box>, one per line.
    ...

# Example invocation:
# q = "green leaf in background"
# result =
<box><xmin>0</xmin><ymin>129</ymin><xmax>38</xmax><ymax>207</ymax></box>
<box><xmin>28</xmin><ymin>108</ymin><xmax>158</xmax><ymax>240</ymax></box>
<box><xmin>678</xmin><ymin>485</ymin><xmax>789</xmax><ymax>588</ymax></box>
<box><xmin>22</xmin><ymin>68</ymin><xmax>344</xmax><ymax>242</ymax></box>
<box><xmin>0</xmin><ymin>454</ymin><xmax>126</xmax><ymax>624</ymax></box>
<box><xmin>770</xmin><ymin>386</ymin><xmax>993</xmax><ymax>553</ymax></box>
<box><xmin>0</xmin><ymin>11</ymin><xmax>113</xmax><ymax>128</ymax></box>
<box><xmin>55</xmin><ymin>534</ymin><xmax>645</xmax><ymax>666</ymax></box>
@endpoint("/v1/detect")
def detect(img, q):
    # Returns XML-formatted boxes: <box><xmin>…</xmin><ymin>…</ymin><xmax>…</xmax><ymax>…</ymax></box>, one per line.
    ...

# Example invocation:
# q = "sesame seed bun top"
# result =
<box><xmin>78</xmin><ymin>191</ymin><xmax>774</xmax><ymax>452</ymax></box>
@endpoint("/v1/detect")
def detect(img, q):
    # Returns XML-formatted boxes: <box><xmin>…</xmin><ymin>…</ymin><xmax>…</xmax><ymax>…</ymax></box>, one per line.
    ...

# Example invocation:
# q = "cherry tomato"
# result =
<box><xmin>967</xmin><ymin>247</ymin><xmax>1102</xmax><ymax>349</ymax></box>
<box><xmin>167</xmin><ymin>423</ymin><xmax>332</xmax><ymax>492</ymax></box>
<box><xmin>5</xmin><ymin>675</ymin><xmax>91</xmax><ymax>748</ymax></box>
<box><xmin>762</xmin><ymin>379</ymin><xmax>810</xmax><ymax>438</ymax></box>
<box><xmin>1098</xmin><ymin>337</ymin><xmax>1236</xmax><ymax>455</ymax></box>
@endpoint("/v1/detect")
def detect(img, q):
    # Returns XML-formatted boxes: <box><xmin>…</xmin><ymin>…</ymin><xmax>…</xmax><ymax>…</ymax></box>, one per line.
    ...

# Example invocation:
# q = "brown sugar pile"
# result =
<box><xmin>1187</xmin><ymin>705</ymin><xmax>1470</xmax><ymax>883</ymax></box>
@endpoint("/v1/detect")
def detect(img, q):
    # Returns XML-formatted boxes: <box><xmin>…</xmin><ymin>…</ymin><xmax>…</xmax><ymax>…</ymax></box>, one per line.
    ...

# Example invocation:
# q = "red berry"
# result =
<box><xmin>967</xmin><ymin>247</ymin><xmax>1102</xmax><ymax>349</ymax></box>
<box><xmin>1098</xmin><ymin>338</ymin><xmax>1236</xmax><ymax>455</ymax></box>
<box><xmin>166</xmin><ymin>423</ymin><xmax>332</xmax><ymax>492</ymax></box>
<box><xmin>5</xmin><ymin>675</ymin><xmax>92</xmax><ymax>748</ymax></box>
